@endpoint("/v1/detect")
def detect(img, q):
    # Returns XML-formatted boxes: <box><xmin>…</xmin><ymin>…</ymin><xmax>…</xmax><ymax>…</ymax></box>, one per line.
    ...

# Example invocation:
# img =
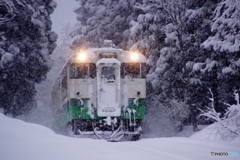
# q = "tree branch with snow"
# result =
<box><xmin>198</xmin><ymin>88</ymin><xmax>240</xmax><ymax>141</ymax></box>
<box><xmin>202</xmin><ymin>0</ymin><xmax>240</xmax><ymax>53</ymax></box>
<box><xmin>0</xmin><ymin>0</ymin><xmax>15</xmax><ymax>25</ymax></box>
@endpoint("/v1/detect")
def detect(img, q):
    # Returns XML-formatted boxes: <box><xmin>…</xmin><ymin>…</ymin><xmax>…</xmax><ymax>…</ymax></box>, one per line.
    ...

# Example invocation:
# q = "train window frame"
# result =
<box><xmin>99</xmin><ymin>52</ymin><xmax>117</xmax><ymax>59</ymax></box>
<box><xmin>101</xmin><ymin>66</ymin><xmax>116</xmax><ymax>83</ymax></box>
<box><xmin>59</xmin><ymin>67</ymin><xmax>67</xmax><ymax>101</ymax></box>
<box><xmin>69</xmin><ymin>63</ymin><xmax>96</xmax><ymax>79</ymax></box>
<box><xmin>61</xmin><ymin>75</ymin><xmax>67</xmax><ymax>100</ymax></box>
<box><xmin>121</xmin><ymin>63</ymin><xmax>146</xmax><ymax>78</ymax></box>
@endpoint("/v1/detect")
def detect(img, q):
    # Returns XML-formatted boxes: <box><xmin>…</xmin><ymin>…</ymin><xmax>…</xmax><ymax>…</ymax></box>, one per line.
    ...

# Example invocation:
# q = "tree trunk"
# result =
<box><xmin>190</xmin><ymin>105</ymin><xmax>198</xmax><ymax>132</ymax></box>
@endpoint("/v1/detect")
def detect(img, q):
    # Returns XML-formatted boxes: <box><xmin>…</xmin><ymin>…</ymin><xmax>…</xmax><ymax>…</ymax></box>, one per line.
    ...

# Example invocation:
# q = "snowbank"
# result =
<box><xmin>191</xmin><ymin>123</ymin><xmax>240</xmax><ymax>142</ymax></box>
<box><xmin>0</xmin><ymin>113</ymin><xmax>239</xmax><ymax>160</ymax></box>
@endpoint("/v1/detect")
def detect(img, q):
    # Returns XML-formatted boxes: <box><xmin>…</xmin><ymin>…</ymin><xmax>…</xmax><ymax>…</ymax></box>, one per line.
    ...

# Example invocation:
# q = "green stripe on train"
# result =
<box><xmin>62</xmin><ymin>98</ymin><xmax>145</xmax><ymax>121</ymax></box>
<box><xmin>121</xmin><ymin>98</ymin><xmax>146</xmax><ymax>119</ymax></box>
<box><xmin>69</xmin><ymin>98</ymin><xmax>98</xmax><ymax>120</ymax></box>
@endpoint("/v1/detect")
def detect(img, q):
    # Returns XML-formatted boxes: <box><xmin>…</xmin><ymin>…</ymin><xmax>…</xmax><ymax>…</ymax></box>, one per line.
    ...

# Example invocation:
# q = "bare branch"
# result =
<box><xmin>198</xmin><ymin>89</ymin><xmax>239</xmax><ymax>137</ymax></box>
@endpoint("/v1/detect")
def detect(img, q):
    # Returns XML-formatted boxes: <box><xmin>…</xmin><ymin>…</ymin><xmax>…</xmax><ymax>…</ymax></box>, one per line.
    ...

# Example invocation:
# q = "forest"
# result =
<box><xmin>0</xmin><ymin>0</ymin><xmax>239</xmax><ymax>139</ymax></box>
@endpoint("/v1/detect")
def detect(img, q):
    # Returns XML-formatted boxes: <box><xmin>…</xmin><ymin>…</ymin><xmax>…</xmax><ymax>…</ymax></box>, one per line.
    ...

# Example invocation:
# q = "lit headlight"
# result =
<box><xmin>130</xmin><ymin>52</ymin><xmax>139</xmax><ymax>61</ymax></box>
<box><xmin>77</xmin><ymin>52</ymin><xmax>87</xmax><ymax>62</ymax></box>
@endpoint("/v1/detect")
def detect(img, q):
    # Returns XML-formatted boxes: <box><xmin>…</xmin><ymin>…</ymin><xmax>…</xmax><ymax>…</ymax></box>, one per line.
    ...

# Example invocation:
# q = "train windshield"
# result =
<box><xmin>70</xmin><ymin>63</ymin><xmax>96</xmax><ymax>79</ymax></box>
<box><xmin>121</xmin><ymin>63</ymin><xmax>146</xmax><ymax>78</ymax></box>
<box><xmin>101</xmin><ymin>66</ymin><xmax>115</xmax><ymax>83</ymax></box>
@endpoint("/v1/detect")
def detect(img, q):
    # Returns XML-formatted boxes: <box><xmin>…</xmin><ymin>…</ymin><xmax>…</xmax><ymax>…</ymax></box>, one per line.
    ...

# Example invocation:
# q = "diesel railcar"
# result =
<box><xmin>52</xmin><ymin>41</ymin><xmax>146</xmax><ymax>141</ymax></box>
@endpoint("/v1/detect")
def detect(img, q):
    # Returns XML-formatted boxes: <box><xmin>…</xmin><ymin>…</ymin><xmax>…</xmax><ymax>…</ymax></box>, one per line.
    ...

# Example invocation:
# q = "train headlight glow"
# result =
<box><xmin>130</xmin><ymin>52</ymin><xmax>140</xmax><ymax>62</ymax></box>
<box><xmin>77</xmin><ymin>52</ymin><xmax>87</xmax><ymax>62</ymax></box>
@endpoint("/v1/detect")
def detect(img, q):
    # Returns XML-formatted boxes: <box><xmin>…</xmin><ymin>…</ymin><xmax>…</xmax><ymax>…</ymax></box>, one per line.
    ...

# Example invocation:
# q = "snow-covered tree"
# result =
<box><xmin>71</xmin><ymin>0</ymin><xmax>140</xmax><ymax>49</ymax></box>
<box><xmin>193</xmin><ymin>0</ymin><xmax>240</xmax><ymax>115</ymax></box>
<box><xmin>0</xmin><ymin>0</ymin><xmax>57</xmax><ymax>116</ymax></box>
<box><xmin>129</xmin><ymin>0</ymin><xmax>223</xmax><ymax>132</ymax></box>
<box><xmin>203</xmin><ymin>0</ymin><xmax>240</xmax><ymax>53</ymax></box>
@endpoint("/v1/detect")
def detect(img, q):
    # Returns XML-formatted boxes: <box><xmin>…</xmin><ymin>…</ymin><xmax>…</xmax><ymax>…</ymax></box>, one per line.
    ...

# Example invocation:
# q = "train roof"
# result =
<box><xmin>69</xmin><ymin>47</ymin><xmax>146</xmax><ymax>64</ymax></box>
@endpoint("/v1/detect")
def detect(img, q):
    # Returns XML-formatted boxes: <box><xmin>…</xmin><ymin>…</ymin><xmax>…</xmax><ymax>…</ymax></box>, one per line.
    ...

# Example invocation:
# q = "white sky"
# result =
<box><xmin>51</xmin><ymin>0</ymin><xmax>78</xmax><ymax>43</ymax></box>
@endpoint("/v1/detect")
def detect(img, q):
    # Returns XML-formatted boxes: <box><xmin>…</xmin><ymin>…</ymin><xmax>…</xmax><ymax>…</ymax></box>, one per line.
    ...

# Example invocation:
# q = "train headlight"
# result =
<box><xmin>77</xmin><ymin>52</ymin><xmax>87</xmax><ymax>62</ymax></box>
<box><xmin>130</xmin><ymin>52</ymin><xmax>140</xmax><ymax>62</ymax></box>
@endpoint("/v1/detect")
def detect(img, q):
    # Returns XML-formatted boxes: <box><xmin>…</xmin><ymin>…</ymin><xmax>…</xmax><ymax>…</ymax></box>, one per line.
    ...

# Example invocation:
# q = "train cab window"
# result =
<box><xmin>70</xmin><ymin>63</ymin><xmax>96</xmax><ymax>79</ymax></box>
<box><xmin>89</xmin><ymin>63</ymin><xmax>97</xmax><ymax>78</ymax></box>
<box><xmin>101</xmin><ymin>66</ymin><xmax>115</xmax><ymax>83</ymax></box>
<box><xmin>121</xmin><ymin>63</ymin><xmax>146</xmax><ymax>78</ymax></box>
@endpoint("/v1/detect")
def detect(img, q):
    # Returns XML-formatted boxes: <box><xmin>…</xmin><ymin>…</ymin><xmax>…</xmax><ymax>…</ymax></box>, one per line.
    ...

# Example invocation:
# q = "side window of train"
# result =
<box><xmin>141</xmin><ymin>63</ymin><xmax>147</xmax><ymax>78</ymax></box>
<box><xmin>61</xmin><ymin>76</ymin><xmax>67</xmax><ymax>99</ymax></box>
<box><xmin>70</xmin><ymin>63</ymin><xmax>96</xmax><ymax>79</ymax></box>
<box><xmin>61</xmin><ymin>68</ymin><xmax>67</xmax><ymax>100</ymax></box>
<box><xmin>69</xmin><ymin>63</ymin><xmax>77</xmax><ymax>78</ymax></box>
<box><xmin>89</xmin><ymin>63</ymin><xmax>96</xmax><ymax>78</ymax></box>
<box><xmin>121</xmin><ymin>63</ymin><xmax>146</xmax><ymax>78</ymax></box>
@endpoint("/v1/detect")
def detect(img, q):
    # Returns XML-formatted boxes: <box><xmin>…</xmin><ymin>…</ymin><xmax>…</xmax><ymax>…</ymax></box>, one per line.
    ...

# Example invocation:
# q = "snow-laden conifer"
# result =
<box><xmin>0</xmin><ymin>0</ymin><xmax>57</xmax><ymax>116</ymax></box>
<box><xmin>72</xmin><ymin>0</ymin><xmax>138</xmax><ymax>49</ymax></box>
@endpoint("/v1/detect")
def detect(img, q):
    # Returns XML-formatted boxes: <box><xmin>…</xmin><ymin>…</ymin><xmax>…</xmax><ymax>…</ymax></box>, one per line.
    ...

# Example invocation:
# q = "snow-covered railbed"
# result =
<box><xmin>0</xmin><ymin>113</ymin><xmax>239</xmax><ymax>160</ymax></box>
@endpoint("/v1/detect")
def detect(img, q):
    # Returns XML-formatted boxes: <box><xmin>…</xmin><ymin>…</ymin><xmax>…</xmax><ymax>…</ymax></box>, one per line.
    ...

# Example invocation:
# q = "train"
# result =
<box><xmin>52</xmin><ymin>40</ymin><xmax>146</xmax><ymax>141</ymax></box>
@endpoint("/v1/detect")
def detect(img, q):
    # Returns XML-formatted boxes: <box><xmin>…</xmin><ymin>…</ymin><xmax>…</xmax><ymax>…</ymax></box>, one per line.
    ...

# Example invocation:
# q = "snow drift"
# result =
<box><xmin>0</xmin><ymin>113</ymin><xmax>239</xmax><ymax>160</ymax></box>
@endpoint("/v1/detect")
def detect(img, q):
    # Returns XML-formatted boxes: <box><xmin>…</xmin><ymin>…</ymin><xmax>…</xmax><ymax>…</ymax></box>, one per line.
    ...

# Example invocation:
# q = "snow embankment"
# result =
<box><xmin>191</xmin><ymin>123</ymin><xmax>240</xmax><ymax>142</ymax></box>
<box><xmin>0</xmin><ymin>113</ymin><xmax>239</xmax><ymax>160</ymax></box>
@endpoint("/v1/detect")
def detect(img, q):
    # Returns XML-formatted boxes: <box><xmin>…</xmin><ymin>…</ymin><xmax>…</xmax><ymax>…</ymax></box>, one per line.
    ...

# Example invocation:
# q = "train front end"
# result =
<box><xmin>53</xmin><ymin>42</ymin><xmax>146</xmax><ymax>141</ymax></box>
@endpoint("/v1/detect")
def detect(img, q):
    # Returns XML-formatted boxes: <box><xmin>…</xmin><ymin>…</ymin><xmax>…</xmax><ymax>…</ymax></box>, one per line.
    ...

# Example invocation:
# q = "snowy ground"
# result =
<box><xmin>0</xmin><ymin>113</ymin><xmax>239</xmax><ymax>160</ymax></box>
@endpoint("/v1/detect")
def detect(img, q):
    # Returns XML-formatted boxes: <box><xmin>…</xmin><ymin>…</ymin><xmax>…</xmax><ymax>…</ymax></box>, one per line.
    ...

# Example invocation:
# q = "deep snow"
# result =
<box><xmin>0</xmin><ymin>113</ymin><xmax>239</xmax><ymax>160</ymax></box>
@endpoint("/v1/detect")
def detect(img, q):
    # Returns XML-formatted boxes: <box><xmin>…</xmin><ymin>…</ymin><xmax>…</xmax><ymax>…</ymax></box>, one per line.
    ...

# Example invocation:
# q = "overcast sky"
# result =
<box><xmin>51</xmin><ymin>0</ymin><xmax>78</xmax><ymax>43</ymax></box>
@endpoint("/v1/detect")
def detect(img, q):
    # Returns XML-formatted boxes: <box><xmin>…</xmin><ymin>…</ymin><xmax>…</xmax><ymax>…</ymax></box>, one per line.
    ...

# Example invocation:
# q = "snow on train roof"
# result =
<box><xmin>70</xmin><ymin>47</ymin><xmax>146</xmax><ymax>63</ymax></box>
<box><xmin>87</xmin><ymin>47</ymin><xmax>124</xmax><ymax>53</ymax></box>
<box><xmin>86</xmin><ymin>47</ymin><xmax>124</xmax><ymax>58</ymax></box>
<box><xmin>96</xmin><ymin>58</ymin><xmax>121</xmax><ymax>66</ymax></box>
